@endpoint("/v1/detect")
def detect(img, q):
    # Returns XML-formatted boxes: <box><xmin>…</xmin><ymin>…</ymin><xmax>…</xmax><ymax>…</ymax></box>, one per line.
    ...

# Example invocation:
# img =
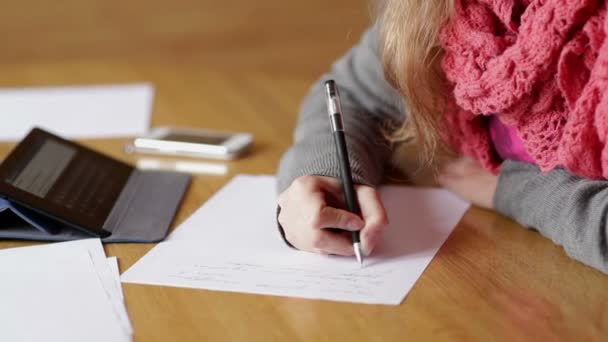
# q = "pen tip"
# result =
<box><xmin>354</xmin><ymin>243</ymin><xmax>363</xmax><ymax>266</ymax></box>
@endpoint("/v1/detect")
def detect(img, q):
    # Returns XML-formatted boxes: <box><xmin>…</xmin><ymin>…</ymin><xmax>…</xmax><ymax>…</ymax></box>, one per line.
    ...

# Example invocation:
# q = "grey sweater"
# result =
<box><xmin>277</xmin><ymin>26</ymin><xmax>608</xmax><ymax>274</ymax></box>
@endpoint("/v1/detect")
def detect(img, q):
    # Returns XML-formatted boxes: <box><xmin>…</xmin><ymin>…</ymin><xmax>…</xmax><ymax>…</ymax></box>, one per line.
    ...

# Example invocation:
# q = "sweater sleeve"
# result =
<box><xmin>493</xmin><ymin>160</ymin><xmax>608</xmax><ymax>273</ymax></box>
<box><xmin>276</xmin><ymin>25</ymin><xmax>405</xmax><ymax>193</ymax></box>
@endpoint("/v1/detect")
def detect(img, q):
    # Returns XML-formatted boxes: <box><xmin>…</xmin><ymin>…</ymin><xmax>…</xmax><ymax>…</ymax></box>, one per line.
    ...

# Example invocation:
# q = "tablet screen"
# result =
<box><xmin>0</xmin><ymin>128</ymin><xmax>133</xmax><ymax>236</ymax></box>
<box><xmin>8</xmin><ymin>139</ymin><xmax>76</xmax><ymax>198</ymax></box>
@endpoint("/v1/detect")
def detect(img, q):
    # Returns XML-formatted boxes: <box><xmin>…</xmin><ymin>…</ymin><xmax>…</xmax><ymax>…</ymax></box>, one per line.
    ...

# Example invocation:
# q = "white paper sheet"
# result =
<box><xmin>0</xmin><ymin>83</ymin><xmax>153</xmax><ymax>141</ymax></box>
<box><xmin>103</xmin><ymin>257</ymin><xmax>131</xmax><ymax>334</ymax></box>
<box><xmin>5</xmin><ymin>239</ymin><xmax>133</xmax><ymax>335</ymax></box>
<box><xmin>0</xmin><ymin>239</ymin><xmax>131</xmax><ymax>342</ymax></box>
<box><xmin>167</xmin><ymin>175</ymin><xmax>282</xmax><ymax>248</ymax></box>
<box><xmin>123</xmin><ymin>175</ymin><xmax>469</xmax><ymax>305</ymax></box>
<box><xmin>107</xmin><ymin>257</ymin><xmax>125</xmax><ymax>300</ymax></box>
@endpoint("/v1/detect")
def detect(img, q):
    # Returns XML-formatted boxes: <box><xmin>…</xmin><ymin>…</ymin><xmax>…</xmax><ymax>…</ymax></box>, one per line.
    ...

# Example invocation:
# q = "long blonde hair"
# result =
<box><xmin>379</xmin><ymin>0</ymin><xmax>454</xmax><ymax>159</ymax></box>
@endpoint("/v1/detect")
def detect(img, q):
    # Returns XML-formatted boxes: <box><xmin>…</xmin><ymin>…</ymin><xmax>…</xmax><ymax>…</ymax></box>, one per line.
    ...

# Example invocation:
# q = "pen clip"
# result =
<box><xmin>324</xmin><ymin>81</ymin><xmax>344</xmax><ymax>132</ymax></box>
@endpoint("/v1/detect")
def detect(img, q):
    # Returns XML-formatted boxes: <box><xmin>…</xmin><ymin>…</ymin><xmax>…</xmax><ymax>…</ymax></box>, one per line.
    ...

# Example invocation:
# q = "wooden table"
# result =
<box><xmin>1</xmin><ymin>1</ymin><xmax>607</xmax><ymax>341</ymax></box>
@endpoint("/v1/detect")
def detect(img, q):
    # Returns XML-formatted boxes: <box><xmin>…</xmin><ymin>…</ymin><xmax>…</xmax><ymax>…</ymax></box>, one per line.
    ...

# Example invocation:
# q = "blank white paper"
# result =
<box><xmin>107</xmin><ymin>256</ymin><xmax>125</xmax><ymax>299</ymax></box>
<box><xmin>122</xmin><ymin>175</ymin><xmax>470</xmax><ymax>305</ymax></box>
<box><xmin>0</xmin><ymin>83</ymin><xmax>153</xmax><ymax>141</ymax></box>
<box><xmin>6</xmin><ymin>239</ymin><xmax>133</xmax><ymax>335</ymax></box>
<box><xmin>0</xmin><ymin>240</ymin><xmax>131</xmax><ymax>342</ymax></box>
<box><xmin>167</xmin><ymin>175</ymin><xmax>282</xmax><ymax>248</ymax></box>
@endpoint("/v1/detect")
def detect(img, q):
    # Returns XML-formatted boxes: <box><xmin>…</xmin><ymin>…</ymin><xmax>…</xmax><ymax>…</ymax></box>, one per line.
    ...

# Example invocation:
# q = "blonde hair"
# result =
<box><xmin>379</xmin><ymin>0</ymin><xmax>454</xmax><ymax>159</ymax></box>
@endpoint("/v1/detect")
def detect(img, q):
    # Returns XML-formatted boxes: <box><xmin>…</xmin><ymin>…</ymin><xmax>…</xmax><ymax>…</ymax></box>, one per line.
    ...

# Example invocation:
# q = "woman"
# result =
<box><xmin>277</xmin><ymin>0</ymin><xmax>608</xmax><ymax>273</ymax></box>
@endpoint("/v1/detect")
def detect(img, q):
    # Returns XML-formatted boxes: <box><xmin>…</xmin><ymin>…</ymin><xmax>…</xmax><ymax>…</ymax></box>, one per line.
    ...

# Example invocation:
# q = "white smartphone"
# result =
<box><xmin>126</xmin><ymin>127</ymin><xmax>253</xmax><ymax>160</ymax></box>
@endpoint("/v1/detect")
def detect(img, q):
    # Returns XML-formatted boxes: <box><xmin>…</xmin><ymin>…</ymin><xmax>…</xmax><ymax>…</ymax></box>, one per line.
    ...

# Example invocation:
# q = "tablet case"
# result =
<box><xmin>0</xmin><ymin>130</ymin><xmax>191</xmax><ymax>243</ymax></box>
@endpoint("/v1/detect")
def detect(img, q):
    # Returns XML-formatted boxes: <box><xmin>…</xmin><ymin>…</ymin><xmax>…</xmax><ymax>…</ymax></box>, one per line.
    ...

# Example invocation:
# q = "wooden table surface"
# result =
<box><xmin>1</xmin><ymin>1</ymin><xmax>607</xmax><ymax>341</ymax></box>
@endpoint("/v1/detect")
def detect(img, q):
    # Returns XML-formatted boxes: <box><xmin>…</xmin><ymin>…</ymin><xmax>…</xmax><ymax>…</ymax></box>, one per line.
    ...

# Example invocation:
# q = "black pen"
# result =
<box><xmin>324</xmin><ymin>80</ymin><xmax>364</xmax><ymax>266</ymax></box>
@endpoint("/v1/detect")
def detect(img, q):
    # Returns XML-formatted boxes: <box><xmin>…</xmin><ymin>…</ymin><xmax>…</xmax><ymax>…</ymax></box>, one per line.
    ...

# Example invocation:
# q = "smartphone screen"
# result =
<box><xmin>162</xmin><ymin>133</ymin><xmax>229</xmax><ymax>145</ymax></box>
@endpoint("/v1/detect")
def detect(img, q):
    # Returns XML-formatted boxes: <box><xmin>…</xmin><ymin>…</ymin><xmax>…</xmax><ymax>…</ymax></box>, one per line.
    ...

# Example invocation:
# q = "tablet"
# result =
<box><xmin>0</xmin><ymin>128</ymin><xmax>138</xmax><ymax>237</ymax></box>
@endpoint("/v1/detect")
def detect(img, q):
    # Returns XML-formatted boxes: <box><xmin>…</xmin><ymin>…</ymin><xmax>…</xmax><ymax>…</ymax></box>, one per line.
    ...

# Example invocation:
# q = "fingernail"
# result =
<box><xmin>361</xmin><ymin>240</ymin><xmax>375</xmax><ymax>257</ymax></box>
<box><xmin>347</xmin><ymin>218</ymin><xmax>364</xmax><ymax>230</ymax></box>
<box><xmin>361</xmin><ymin>231</ymin><xmax>378</xmax><ymax>256</ymax></box>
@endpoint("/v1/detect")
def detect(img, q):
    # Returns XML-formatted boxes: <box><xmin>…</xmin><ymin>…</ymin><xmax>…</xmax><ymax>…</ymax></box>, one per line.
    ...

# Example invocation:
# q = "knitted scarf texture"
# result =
<box><xmin>441</xmin><ymin>0</ymin><xmax>608</xmax><ymax>179</ymax></box>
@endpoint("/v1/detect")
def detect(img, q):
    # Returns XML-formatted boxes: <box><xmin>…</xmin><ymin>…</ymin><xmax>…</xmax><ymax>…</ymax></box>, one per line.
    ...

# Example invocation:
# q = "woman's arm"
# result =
<box><xmin>494</xmin><ymin>160</ymin><xmax>608</xmax><ymax>273</ymax></box>
<box><xmin>277</xmin><ymin>25</ymin><xmax>404</xmax><ymax>192</ymax></box>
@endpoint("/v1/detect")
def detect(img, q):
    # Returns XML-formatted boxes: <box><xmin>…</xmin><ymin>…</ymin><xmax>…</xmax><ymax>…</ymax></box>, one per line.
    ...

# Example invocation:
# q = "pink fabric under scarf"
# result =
<box><xmin>488</xmin><ymin>115</ymin><xmax>535</xmax><ymax>163</ymax></box>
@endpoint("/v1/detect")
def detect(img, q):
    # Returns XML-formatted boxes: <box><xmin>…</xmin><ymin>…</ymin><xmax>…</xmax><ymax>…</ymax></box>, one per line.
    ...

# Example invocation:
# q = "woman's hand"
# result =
<box><xmin>277</xmin><ymin>175</ymin><xmax>388</xmax><ymax>256</ymax></box>
<box><xmin>437</xmin><ymin>157</ymin><xmax>498</xmax><ymax>209</ymax></box>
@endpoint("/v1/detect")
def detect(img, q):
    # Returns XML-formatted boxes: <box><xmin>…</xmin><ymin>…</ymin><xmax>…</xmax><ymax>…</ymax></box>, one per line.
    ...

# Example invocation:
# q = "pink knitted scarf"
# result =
<box><xmin>440</xmin><ymin>0</ymin><xmax>608</xmax><ymax>179</ymax></box>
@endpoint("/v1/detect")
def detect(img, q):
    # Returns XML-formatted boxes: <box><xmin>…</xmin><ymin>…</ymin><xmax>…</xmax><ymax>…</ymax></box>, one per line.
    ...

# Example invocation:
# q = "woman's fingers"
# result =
<box><xmin>356</xmin><ymin>186</ymin><xmax>389</xmax><ymax>255</ymax></box>
<box><xmin>278</xmin><ymin>175</ymin><xmax>387</xmax><ymax>257</ymax></box>
<box><xmin>310</xmin><ymin>229</ymin><xmax>356</xmax><ymax>256</ymax></box>
<box><xmin>437</xmin><ymin>157</ymin><xmax>498</xmax><ymax>209</ymax></box>
<box><xmin>279</xmin><ymin>195</ymin><xmax>362</xmax><ymax>255</ymax></box>
<box><xmin>315</xmin><ymin>206</ymin><xmax>365</xmax><ymax>231</ymax></box>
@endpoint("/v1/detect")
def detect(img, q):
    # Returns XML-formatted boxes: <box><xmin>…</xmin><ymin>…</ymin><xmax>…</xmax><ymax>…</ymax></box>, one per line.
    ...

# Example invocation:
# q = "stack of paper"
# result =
<box><xmin>0</xmin><ymin>83</ymin><xmax>154</xmax><ymax>141</ymax></box>
<box><xmin>122</xmin><ymin>175</ymin><xmax>470</xmax><ymax>305</ymax></box>
<box><xmin>0</xmin><ymin>239</ymin><xmax>132</xmax><ymax>342</ymax></box>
